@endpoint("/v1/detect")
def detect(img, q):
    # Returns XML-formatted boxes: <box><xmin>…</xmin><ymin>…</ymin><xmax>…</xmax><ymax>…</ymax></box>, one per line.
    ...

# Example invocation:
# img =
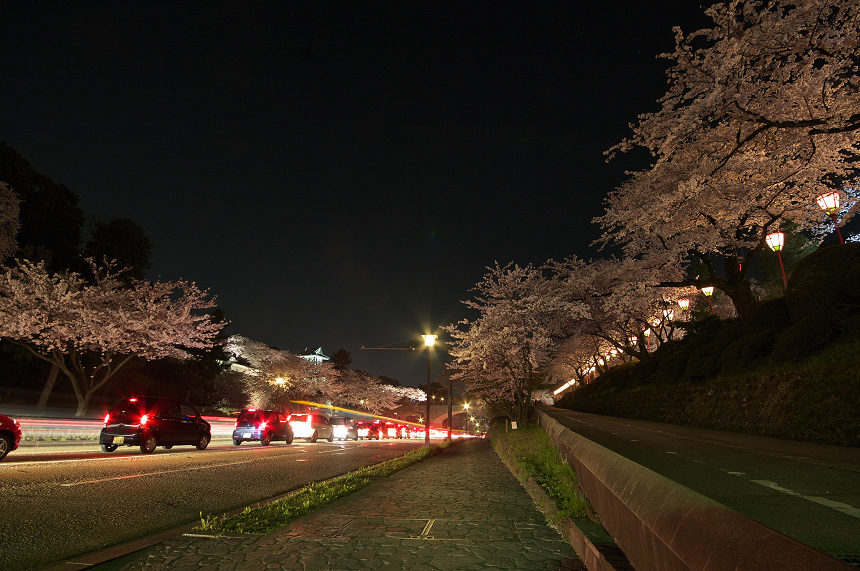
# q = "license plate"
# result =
<box><xmin>243</xmin><ymin>432</ymin><xmax>252</xmax><ymax>438</ymax></box>
<box><xmin>112</xmin><ymin>436</ymin><xmax>125</xmax><ymax>444</ymax></box>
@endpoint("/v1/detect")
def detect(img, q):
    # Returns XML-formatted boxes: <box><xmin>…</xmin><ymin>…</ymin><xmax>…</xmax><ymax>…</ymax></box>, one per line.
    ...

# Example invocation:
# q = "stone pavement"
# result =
<box><xmin>99</xmin><ymin>438</ymin><xmax>584</xmax><ymax>570</ymax></box>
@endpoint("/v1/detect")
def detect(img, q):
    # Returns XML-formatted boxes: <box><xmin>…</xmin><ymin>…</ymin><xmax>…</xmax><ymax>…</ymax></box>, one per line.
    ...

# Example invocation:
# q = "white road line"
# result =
<box><xmin>60</xmin><ymin>460</ymin><xmax>253</xmax><ymax>486</ymax></box>
<box><xmin>751</xmin><ymin>480</ymin><xmax>860</xmax><ymax>519</ymax></box>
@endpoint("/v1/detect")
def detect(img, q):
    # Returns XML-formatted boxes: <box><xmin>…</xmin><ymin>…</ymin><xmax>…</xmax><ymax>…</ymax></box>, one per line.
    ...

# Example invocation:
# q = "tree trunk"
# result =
<box><xmin>36</xmin><ymin>363</ymin><xmax>60</xmax><ymax>411</ymax></box>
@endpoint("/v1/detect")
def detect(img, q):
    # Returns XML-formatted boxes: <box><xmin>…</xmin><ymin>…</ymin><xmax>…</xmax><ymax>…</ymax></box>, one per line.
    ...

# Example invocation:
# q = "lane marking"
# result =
<box><xmin>751</xmin><ymin>480</ymin><xmax>860</xmax><ymax>519</ymax></box>
<box><xmin>60</xmin><ymin>460</ymin><xmax>253</xmax><ymax>486</ymax></box>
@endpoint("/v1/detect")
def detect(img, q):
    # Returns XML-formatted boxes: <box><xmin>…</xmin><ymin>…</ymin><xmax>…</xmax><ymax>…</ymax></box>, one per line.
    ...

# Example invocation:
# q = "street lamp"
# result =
<box><xmin>701</xmin><ymin>286</ymin><xmax>715</xmax><ymax>314</ymax></box>
<box><xmin>766</xmin><ymin>231</ymin><xmax>788</xmax><ymax>291</ymax></box>
<box><xmin>643</xmin><ymin>328</ymin><xmax>651</xmax><ymax>351</ymax></box>
<box><xmin>678</xmin><ymin>298</ymin><xmax>690</xmax><ymax>311</ymax></box>
<box><xmin>422</xmin><ymin>334</ymin><xmax>437</xmax><ymax>446</ymax></box>
<box><xmin>816</xmin><ymin>191</ymin><xmax>845</xmax><ymax>244</ymax></box>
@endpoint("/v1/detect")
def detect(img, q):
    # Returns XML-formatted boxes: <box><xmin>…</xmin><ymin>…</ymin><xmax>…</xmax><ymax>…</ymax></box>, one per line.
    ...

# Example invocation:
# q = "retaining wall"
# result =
<box><xmin>538</xmin><ymin>410</ymin><xmax>851</xmax><ymax>570</ymax></box>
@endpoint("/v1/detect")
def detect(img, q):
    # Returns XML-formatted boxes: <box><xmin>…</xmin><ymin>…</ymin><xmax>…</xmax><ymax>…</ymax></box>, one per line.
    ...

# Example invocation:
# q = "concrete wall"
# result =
<box><xmin>538</xmin><ymin>410</ymin><xmax>851</xmax><ymax>571</ymax></box>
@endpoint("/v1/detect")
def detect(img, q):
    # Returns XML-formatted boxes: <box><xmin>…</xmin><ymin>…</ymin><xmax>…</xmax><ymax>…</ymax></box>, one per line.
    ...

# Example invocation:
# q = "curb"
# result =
<box><xmin>493</xmin><ymin>443</ymin><xmax>633</xmax><ymax>571</ymax></box>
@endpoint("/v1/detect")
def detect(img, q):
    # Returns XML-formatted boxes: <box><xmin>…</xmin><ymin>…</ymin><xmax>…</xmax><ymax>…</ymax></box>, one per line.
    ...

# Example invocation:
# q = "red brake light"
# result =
<box><xmin>129</xmin><ymin>398</ymin><xmax>137</xmax><ymax>402</ymax></box>
<box><xmin>287</xmin><ymin>414</ymin><xmax>291</xmax><ymax>422</ymax></box>
<box><xmin>248</xmin><ymin>408</ymin><xmax>256</xmax><ymax>412</ymax></box>
<box><xmin>140</xmin><ymin>414</ymin><xmax>149</xmax><ymax>426</ymax></box>
<box><xmin>259</xmin><ymin>421</ymin><xmax>268</xmax><ymax>431</ymax></box>
<box><xmin>104</xmin><ymin>413</ymin><xmax>110</xmax><ymax>425</ymax></box>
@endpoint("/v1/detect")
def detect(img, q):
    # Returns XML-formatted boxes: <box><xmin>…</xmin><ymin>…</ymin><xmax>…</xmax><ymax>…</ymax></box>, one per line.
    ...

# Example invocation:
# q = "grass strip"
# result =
<box><xmin>197</xmin><ymin>443</ymin><xmax>447</xmax><ymax>535</ymax></box>
<box><xmin>492</xmin><ymin>425</ymin><xmax>590</xmax><ymax>522</ymax></box>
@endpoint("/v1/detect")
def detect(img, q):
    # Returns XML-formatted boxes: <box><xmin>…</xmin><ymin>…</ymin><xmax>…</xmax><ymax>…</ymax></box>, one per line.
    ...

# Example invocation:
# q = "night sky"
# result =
<box><xmin>1</xmin><ymin>2</ymin><xmax>711</xmax><ymax>387</ymax></box>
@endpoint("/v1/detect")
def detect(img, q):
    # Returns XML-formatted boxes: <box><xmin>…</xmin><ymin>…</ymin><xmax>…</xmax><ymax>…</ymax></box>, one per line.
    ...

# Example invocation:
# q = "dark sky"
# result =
<box><xmin>0</xmin><ymin>2</ymin><xmax>711</xmax><ymax>387</ymax></box>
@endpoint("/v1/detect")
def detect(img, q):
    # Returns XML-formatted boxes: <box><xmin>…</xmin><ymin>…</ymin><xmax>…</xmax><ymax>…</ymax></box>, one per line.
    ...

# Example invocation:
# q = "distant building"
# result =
<box><xmin>300</xmin><ymin>347</ymin><xmax>330</xmax><ymax>364</ymax></box>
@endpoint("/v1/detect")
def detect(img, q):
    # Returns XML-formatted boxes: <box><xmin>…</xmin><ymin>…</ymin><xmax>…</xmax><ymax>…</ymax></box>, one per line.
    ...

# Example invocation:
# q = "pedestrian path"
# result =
<box><xmin>100</xmin><ymin>438</ymin><xmax>583</xmax><ymax>570</ymax></box>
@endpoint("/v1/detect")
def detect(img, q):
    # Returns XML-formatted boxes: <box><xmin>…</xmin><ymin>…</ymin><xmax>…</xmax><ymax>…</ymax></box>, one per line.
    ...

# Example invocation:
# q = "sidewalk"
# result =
<box><xmin>91</xmin><ymin>439</ymin><xmax>584</xmax><ymax>570</ymax></box>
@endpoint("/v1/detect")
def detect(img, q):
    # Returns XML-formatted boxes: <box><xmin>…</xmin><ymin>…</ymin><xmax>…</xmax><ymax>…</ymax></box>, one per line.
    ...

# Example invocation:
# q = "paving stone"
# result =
<box><xmin>107</xmin><ymin>439</ymin><xmax>581</xmax><ymax>570</ymax></box>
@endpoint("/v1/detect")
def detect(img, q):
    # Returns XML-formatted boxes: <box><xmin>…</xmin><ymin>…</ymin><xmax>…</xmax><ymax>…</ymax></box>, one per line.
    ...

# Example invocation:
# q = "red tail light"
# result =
<box><xmin>258</xmin><ymin>421</ymin><xmax>268</xmax><ymax>431</ymax></box>
<box><xmin>104</xmin><ymin>413</ymin><xmax>110</xmax><ymax>426</ymax></box>
<box><xmin>140</xmin><ymin>414</ymin><xmax>149</xmax><ymax>426</ymax></box>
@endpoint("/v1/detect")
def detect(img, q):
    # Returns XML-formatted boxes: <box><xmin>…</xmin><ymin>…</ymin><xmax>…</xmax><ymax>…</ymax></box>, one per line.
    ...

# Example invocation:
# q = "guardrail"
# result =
<box><xmin>537</xmin><ymin>410</ymin><xmax>851</xmax><ymax>571</ymax></box>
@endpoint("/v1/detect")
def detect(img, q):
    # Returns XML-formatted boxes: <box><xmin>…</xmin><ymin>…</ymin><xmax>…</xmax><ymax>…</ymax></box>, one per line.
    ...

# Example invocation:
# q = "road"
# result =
<box><xmin>0</xmin><ymin>437</ymin><xmax>429</xmax><ymax>570</ymax></box>
<box><xmin>542</xmin><ymin>408</ymin><xmax>860</xmax><ymax>566</ymax></box>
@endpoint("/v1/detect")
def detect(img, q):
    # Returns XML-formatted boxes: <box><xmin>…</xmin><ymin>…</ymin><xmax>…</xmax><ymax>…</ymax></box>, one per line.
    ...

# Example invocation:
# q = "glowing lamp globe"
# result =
<box><xmin>701</xmin><ymin>286</ymin><xmax>714</xmax><ymax>297</ymax></box>
<box><xmin>816</xmin><ymin>192</ymin><xmax>840</xmax><ymax>214</ymax></box>
<box><xmin>766</xmin><ymin>232</ymin><xmax>785</xmax><ymax>252</ymax></box>
<box><xmin>678</xmin><ymin>298</ymin><xmax>690</xmax><ymax>310</ymax></box>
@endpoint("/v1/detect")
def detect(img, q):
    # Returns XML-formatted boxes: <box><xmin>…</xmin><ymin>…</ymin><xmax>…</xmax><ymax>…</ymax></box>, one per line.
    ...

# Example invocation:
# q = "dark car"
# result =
<box><xmin>330</xmin><ymin>416</ymin><xmax>358</xmax><ymax>441</ymax></box>
<box><xmin>233</xmin><ymin>409</ymin><xmax>293</xmax><ymax>446</ymax></box>
<box><xmin>0</xmin><ymin>413</ymin><xmax>22</xmax><ymax>461</ymax></box>
<box><xmin>100</xmin><ymin>397</ymin><xmax>211</xmax><ymax>454</ymax></box>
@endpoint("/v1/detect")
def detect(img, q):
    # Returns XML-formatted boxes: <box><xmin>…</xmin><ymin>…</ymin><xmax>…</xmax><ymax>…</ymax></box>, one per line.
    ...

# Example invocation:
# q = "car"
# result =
<box><xmin>233</xmin><ymin>409</ymin><xmax>293</xmax><ymax>446</ymax></box>
<box><xmin>100</xmin><ymin>396</ymin><xmax>211</xmax><ymax>454</ymax></box>
<box><xmin>289</xmin><ymin>413</ymin><xmax>334</xmax><ymax>442</ymax></box>
<box><xmin>330</xmin><ymin>416</ymin><xmax>358</xmax><ymax>441</ymax></box>
<box><xmin>0</xmin><ymin>413</ymin><xmax>22</xmax><ymax>461</ymax></box>
<box><xmin>356</xmin><ymin>420</ymin><xmax>382</xmax><ymax>440</ymax></box>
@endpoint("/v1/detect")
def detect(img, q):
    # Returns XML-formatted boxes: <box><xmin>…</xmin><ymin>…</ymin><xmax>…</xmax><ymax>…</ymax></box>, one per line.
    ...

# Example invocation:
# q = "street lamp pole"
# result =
<box><xmin>422</xmin><ymin>334</ymin><xmax>436</xmax><ymax>446</ymax></box>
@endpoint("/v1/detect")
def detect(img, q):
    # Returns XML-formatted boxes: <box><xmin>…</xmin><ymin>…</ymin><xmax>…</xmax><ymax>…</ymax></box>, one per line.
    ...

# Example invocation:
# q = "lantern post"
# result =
<box><xmin>816</xmin><ymin>192</ymin><xmax>844</xmax><ymax>245</ymax></box>
<box><xmin>766</xmin><ymin>232</ymin><xmax>788</xmax><ymax>291</ymax></box>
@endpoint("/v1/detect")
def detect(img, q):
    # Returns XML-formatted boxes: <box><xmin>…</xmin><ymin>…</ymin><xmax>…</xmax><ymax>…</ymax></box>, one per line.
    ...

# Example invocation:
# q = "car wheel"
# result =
<box><xmin>327</xmin><ymin>433</ymin><xmax>334</xmax><ymax>442</ymax></box>
<box><xmin>233</xmin><ymin>438</ymin><xmax>242</xmax><ymax>446</ymax></box>
<box><xmin>196</xmin><ymin>435</ymin><xmax>210</xmax><ymax>450</ymax></box>
<box><xmin>309</xmin><ymin>430</ymin><xmax>318</xmax><ymax>443</ymax></box>
<box><xmin>260</xmin><ymin>432</ymin><xmax>271</xmax><ymax>446</ymax></box>
<box><xmin>140</xmin><ymin>435</ymin><xmax>158</xmax><ymax>454</ymax></box>
<box><xmin>0</xmin><ymin>434</ymin><xmax>11</xmax><ymax>460</ymax></box>
<box><xmin>285</xmin><ymin>430</ymin><xmax>294</xmax><ymax>445</ymax></box>
<box><xmin>100</xmin><ymin>443</ymin><xmax>118</xmax><ymax>453</ymax></box>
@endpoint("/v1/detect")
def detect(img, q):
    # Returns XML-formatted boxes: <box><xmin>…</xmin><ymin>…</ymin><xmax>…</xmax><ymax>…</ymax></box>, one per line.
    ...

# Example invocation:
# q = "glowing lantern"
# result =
<box><xmin>766</xmin><ymin>231</ymin><xmax>789</xmax><ymax>291</ymax></box>
<box><xmin>816</xmin><ymin>192</ymin><xmax>844</xmax><ymax>244</ymax></box>
<box><xmin>677</xmin><ymin>298</ymin><xmax>690</xmax><ymax>311</ymax></box>
<box><xmin>701</xmin><ymin>286</ymin><xmax>715</xmax><ymax>314</ymax></box>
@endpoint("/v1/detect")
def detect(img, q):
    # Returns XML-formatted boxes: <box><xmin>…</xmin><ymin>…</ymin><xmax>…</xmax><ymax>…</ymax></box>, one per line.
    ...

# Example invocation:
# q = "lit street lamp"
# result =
<box><xmin>702</xmin><ymin>286</ymin><xmax>715</xmax><ymax>314</ymax></box>
<box><xmin>816</xmin><ymin>192</ymin><xmax>845</xmax><ymax>245</ymax></box>
<box><xmin>422</xmin><ymin>334</ymin><xmax>437</xmax><ymax>446</ymax></box>
<box><xmin>766</xmin><ymin>231</ymin><xmax>788</xmax><ymax>291</ymax></box>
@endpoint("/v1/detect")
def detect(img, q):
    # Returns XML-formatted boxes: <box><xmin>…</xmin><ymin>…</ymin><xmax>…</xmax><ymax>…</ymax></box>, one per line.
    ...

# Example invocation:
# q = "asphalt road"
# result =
<box><xmin>0</xmin><ymin>437</ymin><xmax>428</xmax><ymax>570</ymax></box>
<box><xmin>541</xmin><ymin>408</ymin><xmax>860</xmax><ymax>566</ymax></box>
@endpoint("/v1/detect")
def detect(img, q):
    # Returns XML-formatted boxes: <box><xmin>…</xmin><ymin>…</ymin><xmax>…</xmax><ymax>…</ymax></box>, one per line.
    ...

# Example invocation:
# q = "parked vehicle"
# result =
<box><xmin>100</xmin><ymin>397</ymin><xmax>211</xmax><ymax>454</ymax></box>
<box><xmin>288</xmin><ymin>413</ymin><xmax>334</xmax><ymax>442</ymax></box>
<box><xmin>0</xmin><ymin>413</ymin><xmax>22</xmax><ymax>461</ymax></box>
<box><xmin>330</xmin><ymin>416</ymin><xmax>358</xmax><ymax>441</ymax></box>
<box><xmin>233</xmin><ymin>409</ymin><xmax>293</xmax><ymax>446</ymax></box>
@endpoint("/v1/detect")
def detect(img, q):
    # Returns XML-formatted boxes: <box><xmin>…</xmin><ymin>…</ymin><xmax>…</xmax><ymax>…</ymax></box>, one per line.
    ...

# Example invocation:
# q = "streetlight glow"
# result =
<box><xmin>678</xmin><ymin>298</ymin><xmax>690</xmax><ymax>310</ymax></box>
<box><xmin>422</xmin><ymin>334</ymin><xmax>437</xmax><ymax>347</ymax></box>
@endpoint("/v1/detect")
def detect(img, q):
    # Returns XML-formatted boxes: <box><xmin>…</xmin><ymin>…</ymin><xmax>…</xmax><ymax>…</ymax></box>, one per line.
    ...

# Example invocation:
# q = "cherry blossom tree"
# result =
<box><xmin>0</xmin><ymin>181</ymin><xmax>20</xmax><ymax>261</ymax></box>
<box><xmin>444</xmin><ymin>263</ymin><xmax>577</xmax><ymax>424</ymax></box>
<box><xmin>224</xmin><ymin>335</ymin><xmax>340</xmax><ymax>408</ymax></box>
<box><xmin>0</xmin><ymin>260</ymin><xmax>225</xmax><ymax>416</ymax></box>
<box><xmin>598</xmin><ymin>0</ymin><xmax>860</xmax><ymax>320</ymax></box>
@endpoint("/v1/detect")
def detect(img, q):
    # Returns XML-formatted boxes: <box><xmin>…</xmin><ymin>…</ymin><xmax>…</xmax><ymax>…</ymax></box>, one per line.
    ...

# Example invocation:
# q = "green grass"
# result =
<box><xmin>492</xmin><ymin>425</ymin><xmax>589</xmax><ymax>522</ymax></box>
<box><xmin>196</xmin><ymin>443</ymin><xmax>448</xmax><ymax>535</ymax></box>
